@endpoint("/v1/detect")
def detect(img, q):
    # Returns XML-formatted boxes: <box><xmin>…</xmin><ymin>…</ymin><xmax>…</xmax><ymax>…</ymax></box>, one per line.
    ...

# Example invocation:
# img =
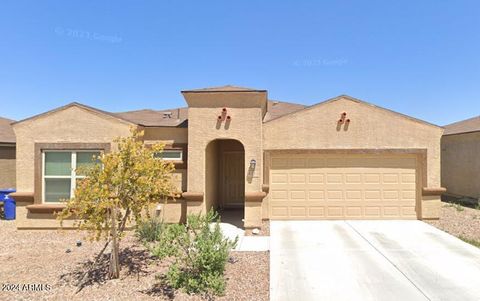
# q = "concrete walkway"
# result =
<box><xmin>271</xmin><ymin>220</ymin><xmax>480</xmax><ymax>301</ymax></box>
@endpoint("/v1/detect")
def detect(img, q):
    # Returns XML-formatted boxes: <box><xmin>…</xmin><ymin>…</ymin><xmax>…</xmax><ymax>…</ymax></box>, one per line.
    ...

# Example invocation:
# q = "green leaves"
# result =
<box><xmin>150</xmin><ymin>210</ymin><xmax>238</xmax><ymax>296</ymax></box>
<box><xmin>57</xmin><ymin>128</ymin><xmax>177</xmax><ymax>241</ymax></box>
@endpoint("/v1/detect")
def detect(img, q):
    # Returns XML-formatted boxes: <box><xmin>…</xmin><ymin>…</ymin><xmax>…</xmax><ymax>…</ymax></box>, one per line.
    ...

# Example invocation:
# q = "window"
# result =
<box><xmin>42</xmin><ymin>151</ymin><xmax>100</xmax><ymax>203</ymax></box>
<box><xmin>154</xmin><ymin>149</ymin><xmax>183</xmax><ymax>161</ymax></box>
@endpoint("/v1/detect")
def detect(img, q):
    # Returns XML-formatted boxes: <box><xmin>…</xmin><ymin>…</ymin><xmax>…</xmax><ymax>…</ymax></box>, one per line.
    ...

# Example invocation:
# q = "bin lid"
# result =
<box><xmin>0</xmin><ymin>188</ymin><xmax>16</xmax><ymax>194</ymax></box>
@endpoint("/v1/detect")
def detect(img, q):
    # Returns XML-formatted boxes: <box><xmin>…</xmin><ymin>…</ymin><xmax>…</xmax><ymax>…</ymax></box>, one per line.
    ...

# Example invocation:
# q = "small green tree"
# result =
<box><xmin>58</xmin><ymin>128</ymin><xmax>177</xmax><ymax>281</ymax></box>
<box><xmin>151</xmin><ymin>210</ymin><xmax>238</xmax><ymax>297</ymax></box>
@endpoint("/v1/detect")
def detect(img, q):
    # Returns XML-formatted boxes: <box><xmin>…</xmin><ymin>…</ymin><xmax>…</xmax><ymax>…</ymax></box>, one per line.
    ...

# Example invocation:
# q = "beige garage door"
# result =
<box><xmin>269</xmin><ymin>154</ymin><xmax>418</xmax><ymax>220</ymax></box>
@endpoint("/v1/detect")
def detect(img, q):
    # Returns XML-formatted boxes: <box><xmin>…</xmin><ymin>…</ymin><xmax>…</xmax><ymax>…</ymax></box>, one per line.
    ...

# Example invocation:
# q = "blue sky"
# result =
<box><xmin>0</xmin><ymin>1</ymin><xmax>478</xmax><ymax>125</ymax></box>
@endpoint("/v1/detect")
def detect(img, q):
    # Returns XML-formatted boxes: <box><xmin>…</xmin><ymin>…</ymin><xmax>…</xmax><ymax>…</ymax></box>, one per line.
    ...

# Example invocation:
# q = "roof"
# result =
<box><xmin>444</xmin><ymin>115</ymin><xmax>480</xmax><ymax>136</ymax></box>
<box><xmin>10</xmin><ymin>91</ymin><xmax>440</xmax><ymax>130</ymax></box>
<box><xmin>263</xmin><ymin>100</ymin><xmax>306</xmax><ymax>122</ymax></box>
<box><xmin>181</xmin><ymin>85</ymin><xmax>267</xmax><ymax>93</ymax></box>
<box><xmin>115</xmin><ymin>100</ymin><xmax>301</xmax><ymax>126</ymax></box>
<box><xmin>264</xmin><ymin>94</ymin><xmax>443</xmax><ymax>129</ymax></box>
<box><xmin>0</xmin><ymin>117</ymin><xmax>15</xmax><ymax>143</ymax></box>
<box><xmin>13</xmin><ymin>102</ymin><xmax>136</xmax><ymax>126</ymax></box>
<box><xmin>115</xmin><ymin>107</ymin><xmax>188</xmax><ymax>127</ymax></box>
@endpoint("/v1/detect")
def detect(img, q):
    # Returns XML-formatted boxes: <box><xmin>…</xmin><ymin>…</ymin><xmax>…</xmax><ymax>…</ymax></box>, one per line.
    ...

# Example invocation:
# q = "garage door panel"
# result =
<box><xmin>308</xmin><ymin>207</ymin><xmax>325</xmax><ymax>217</ymax></box>
<box><xmin>308</xmin><ymin>190</ymin><xmax>325</xmax><ymax>199</ymax></box>
<box><xmin>326</xmin><ymin>173</ymin><xmax>343</xmax><ymax>184</ymax></box>
<box><xmin>290</xmin><ymin>206</ymin><xmax>307</xmax><ymax>217</ymax></box>
<box><xmin>364</xmin><ymin>207</ymin><xmax>382</xmax><ymax>217</ymax></box>
<box><xmin>308</xmin><ymin>174</ymin><xmax>325</xmax><ymax>184</ymax></box>
<box><xmin>290</xmin><ymin>190</ymin><xmax>306</xmax><ymax>199</ymax></box>
<box><xmin>269</xmin><ymin>154</ymin><xmax>417</xmax><ymax>220</ymax></box>
<box><xmin>289</xmin><ymin>173</ymin><xmax>306</xmax><ymax>183</ymax></box>
<box><xmin>326</xmin><ymin>206</ymin><xmax>344</xmax><ymax>217</ymax></box>
<box><xmin>346</xmin><ymin>207</ymin><xmax>363</xmax><ymax>217</ymax></box>
<box><xmin>344</xmin><ymin>190</ymin><xmax>362</xmax><ymax>198</ymax></box>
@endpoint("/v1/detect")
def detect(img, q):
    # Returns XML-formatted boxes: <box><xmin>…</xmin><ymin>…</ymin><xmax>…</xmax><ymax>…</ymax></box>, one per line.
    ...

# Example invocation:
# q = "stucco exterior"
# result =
<box><xmin>11</xmin><ymin>87</ymin><xmax>445</xmax><ymax>229</ymax></box>
<box><xmin>263</xmin><ymin>96</ymin><xmax>444</xmax><ymax>219</ymax></box>
<box><xmin>12</xmin><ymin>105</ymin><xmax>134</xmax><ymax>228</ymax></box>
<box><xmin>0</xmin><ymin>145</ymin><xmax>16</xmax><ymax>189</ymax></box>
<box><xmin>183</xmin><ymin>90</ymin><xmax>265</xmax><ymax>227</ymax></box>
<box><xmin>143</xmin><ymin>127</ymin><xmax>188</xmax><ymax>192</ymax></box>
<box><xmin>441</xmin><ymin>132</ymin><xmax>480</xmax><ymax>199</ymax></box>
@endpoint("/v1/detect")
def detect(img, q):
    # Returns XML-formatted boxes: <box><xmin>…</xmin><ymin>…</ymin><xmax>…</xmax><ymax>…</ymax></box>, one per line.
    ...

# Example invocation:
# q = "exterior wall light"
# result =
<box><xmin>250</xmin><ymin>159</ymin><xmax>256</xmax><ymax>169</ymax></box>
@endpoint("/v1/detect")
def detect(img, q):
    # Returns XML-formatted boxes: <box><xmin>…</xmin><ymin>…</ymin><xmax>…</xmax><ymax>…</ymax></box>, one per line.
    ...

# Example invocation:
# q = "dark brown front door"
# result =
<box><xmin>221</xmin><ymin>151</ymin><xmax>245</xmax><ymax>207</ymax></box>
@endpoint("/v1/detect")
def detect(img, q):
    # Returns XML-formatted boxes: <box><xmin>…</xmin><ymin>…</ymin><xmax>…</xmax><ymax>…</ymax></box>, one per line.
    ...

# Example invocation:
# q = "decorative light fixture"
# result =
<box><xmin>249</xmin><ymin>159</ymin><xmax>256</xmax><ymax>169</ymax></box>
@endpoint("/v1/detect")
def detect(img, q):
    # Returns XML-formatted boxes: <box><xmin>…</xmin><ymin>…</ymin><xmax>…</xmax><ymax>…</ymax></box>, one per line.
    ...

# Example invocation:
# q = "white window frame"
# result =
<box><xmin>155</xmin><ymin>149</ymin><xmax>183</xmax><ymax>162</ymax></box>
<box><xmin>42</xmin><ymin>150</ymin><xmax>101</xmax><ymax>203</ymax></box>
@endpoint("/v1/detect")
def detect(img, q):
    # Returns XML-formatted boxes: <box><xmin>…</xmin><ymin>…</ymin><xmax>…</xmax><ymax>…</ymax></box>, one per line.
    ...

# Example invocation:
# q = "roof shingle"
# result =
<box><xmin>0</xmin><ymin>117</ymin><xmax>15</xmax><ymax>143</ymax></box>
<box><xmin>444</xmin><ymin>115</ymin><xmax>480</xmax><ymax>135</ymax></box>
<box><xmin>182</xmin><ymin>85</ymin><xmax>266</xmax><ymax>93</ymax></box>
<box><xmin>115</xmin><ymin>107</ymin><xmax>188</xmax><ymax>127</ymax></box>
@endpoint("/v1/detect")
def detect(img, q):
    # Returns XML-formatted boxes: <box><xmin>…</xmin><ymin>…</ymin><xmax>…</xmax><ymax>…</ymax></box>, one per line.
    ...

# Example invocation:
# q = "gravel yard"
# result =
<box><xmin>426</xmin><ymin>201</ymin><xmax>480</xmax><ymax>242</ymax></box>
<box><xmin>0</xmin><ymin>220</ymin><xmax>269</xmax><ymax>301</ymax></box>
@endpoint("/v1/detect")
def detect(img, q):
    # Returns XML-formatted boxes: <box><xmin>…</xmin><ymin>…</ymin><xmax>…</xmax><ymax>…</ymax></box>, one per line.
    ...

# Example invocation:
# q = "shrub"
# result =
<box><xmin>136</xmin><ymin>217</ymin><xmax>165</xmax><ymax>243</ymax></box>
<box><xmin>151</xmin><ymin>210</ymin><xmax>237</xmax><ymax>296</ymax></box>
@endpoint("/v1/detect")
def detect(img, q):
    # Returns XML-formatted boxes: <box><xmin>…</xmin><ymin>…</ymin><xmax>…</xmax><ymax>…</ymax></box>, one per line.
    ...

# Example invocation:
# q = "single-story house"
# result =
<box><xmin>0</xmin><ymin>117</ymin><xmax>16</xmax><ymax>189</ymax></box>
<box><xmin>11</xmin><ymin>86</ymin><xmax>445</xmax><ymax>229</ymax></box>
<box><xmin>441</xmin><ymin>115</ymin><xmax>480</xmax><ymax>199</ymax></box>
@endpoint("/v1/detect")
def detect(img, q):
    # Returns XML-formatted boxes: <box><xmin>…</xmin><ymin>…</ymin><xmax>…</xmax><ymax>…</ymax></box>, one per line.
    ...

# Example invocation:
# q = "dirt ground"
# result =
<box><xmin>0</xmin><ymin>220</ymin><xmax>269</xmax><ymax>301</ymax></box>
<box><xmin>426</xmin><ymin>201</ymin><xmax>480</xmax><ymax>242</ymax></box>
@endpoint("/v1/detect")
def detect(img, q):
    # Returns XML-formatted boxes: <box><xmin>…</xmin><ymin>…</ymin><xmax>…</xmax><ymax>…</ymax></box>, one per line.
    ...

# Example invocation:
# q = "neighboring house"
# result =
<box><xmin>0</xmin><ymin>117</ymin><xmax>16</xmax><ymax>189</ymax></box>
<box><xmin>11</xmin><ymin>86</ymin><xmax>445</xmax><ymax>229</ymax></box>
<box><xmin>441</xmin><ymin>116</ymin><xmax>480</xmax><ymax>199</ymax></box>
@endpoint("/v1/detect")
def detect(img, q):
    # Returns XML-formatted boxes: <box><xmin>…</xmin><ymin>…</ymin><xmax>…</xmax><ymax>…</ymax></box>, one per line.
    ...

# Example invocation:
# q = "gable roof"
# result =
<box><xmin>115</xmin><ymin>107</ymin><xmax>188</xmax><ymax>127</ymax></box>
<box><xmin>264</xmin><ymin>100</ymin><xmax>306</xmax><ymax>122</ymax></box>
<box><xmin>444</xmin><ymin>115</ymin><xmax>480</xmax><ymax>136</ymax></box>
<box><xmin>0</xmin><ymin>117</ymin><xmax>15</xmax><ymax>143</ymax></box>
<box><xmin>12</xmin><ymin>102</ymin><xmax>136</xmax><ymax>126</ymax></box>
<box><xmin>265</xmin><ymin>94</ymin><xmax>442</xmax><ymax>129</ymax></box>
<box><xmin>10</xmin><ymin>93</ymin><xmax>438</xmax><ymax>130</ymax></box>
<box><xmin>182</xmin><ymin>85</ymin><xmax>267</xmax><ymax>93</ymax></box>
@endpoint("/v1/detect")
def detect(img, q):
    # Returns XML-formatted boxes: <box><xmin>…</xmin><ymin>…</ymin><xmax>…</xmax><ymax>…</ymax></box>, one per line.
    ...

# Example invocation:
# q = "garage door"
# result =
<box><xmin>269</xmin><ymin>154</ymin><xmax>418</xmax><ymax>220</ymax></box>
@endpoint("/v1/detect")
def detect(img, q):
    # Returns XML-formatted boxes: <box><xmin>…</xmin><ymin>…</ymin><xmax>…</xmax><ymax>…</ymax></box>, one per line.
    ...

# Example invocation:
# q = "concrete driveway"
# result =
<box><xmin>270</xmin><ymin>220</ymin><xmax>480</xmax><ymax>301</ymax></box>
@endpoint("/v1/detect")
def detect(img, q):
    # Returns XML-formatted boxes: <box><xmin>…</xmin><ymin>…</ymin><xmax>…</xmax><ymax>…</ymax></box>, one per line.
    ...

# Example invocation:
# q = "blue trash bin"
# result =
<box><xmin>0</xmin><ymin>188</ymin><xmax>16</xmax><ymax>220</ymax></box>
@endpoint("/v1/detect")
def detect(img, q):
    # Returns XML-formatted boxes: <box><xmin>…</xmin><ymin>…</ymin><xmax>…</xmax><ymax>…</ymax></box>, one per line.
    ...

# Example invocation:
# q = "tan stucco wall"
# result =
<box><xmin>187</xmin><ymin>107</ymin><xmax>263</xmax><ymax>211</ymax></box>
<box><xmin>0</xmin><ymin>145</ymin><xmax>16</xmax><ymax>188</ymax></box>
<box><xmin>183</xmin><ymin>91</ymin><xmax>265</xmax><ymax>225</ymax></box>
<box><xmin>13</xmin><ymin>106</ymin><xmax>134</xmax><ymax>193</ymax></box>
<box><xmin>143</xmin><ymin>127</ymin><xmax>188</xmax><ymax>193</ymax></box>
<box><xmin>143</xmin><ymin>127</ymin><xmax>188</xmax><ymax>144</ymax></box>
<box><xmin>205</xmin><ymin>140</ymin><xmax>219</xmax><ymax>211</ymax></box>
<box><xmin>441</xmin><ymin>132</ymin><xmax>480</xmax><ymax>199</ymax></box>
<box><xmin>13</xmin><ymin>106</ymin><xmax>134</xmax><ymax>228</ymax></box>
<box><xmin>263</xmin><ymin>97</ymin><xmax>444</xmax><ymax>219</ymax></box>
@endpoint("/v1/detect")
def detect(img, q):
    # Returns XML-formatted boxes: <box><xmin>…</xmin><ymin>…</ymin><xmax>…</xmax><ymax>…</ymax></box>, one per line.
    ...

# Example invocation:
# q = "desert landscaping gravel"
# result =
<box><xmin>426</xmin><ymin>201</ymin><xmax>480</xmax><ymax>242</ymax></box>
<box><xmin>0</xmin><ymin>220</ymin><xmax>269</xmax><ymax>301</ymax></box>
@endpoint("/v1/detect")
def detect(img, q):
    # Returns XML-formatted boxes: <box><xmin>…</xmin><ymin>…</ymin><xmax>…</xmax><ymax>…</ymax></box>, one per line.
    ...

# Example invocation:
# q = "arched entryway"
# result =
<box><xmin>205</xmin><ymin>139</ymin><xmax>245</xmax><ymax>226</ymax></box>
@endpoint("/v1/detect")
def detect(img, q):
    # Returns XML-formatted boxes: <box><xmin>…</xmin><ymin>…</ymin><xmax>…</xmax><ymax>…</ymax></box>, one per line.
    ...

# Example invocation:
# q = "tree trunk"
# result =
<box><xmin>109</xmin><ymin>206</ymin><xmax>120</xmax><ymax>279</ymax></box>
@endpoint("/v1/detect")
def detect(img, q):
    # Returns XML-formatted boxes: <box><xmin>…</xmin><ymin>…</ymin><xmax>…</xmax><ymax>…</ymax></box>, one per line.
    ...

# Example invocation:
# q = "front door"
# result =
<box><xmin>221</xmin><ymin>151</ymin><xmax>245</xmax><ymax>207</ymax></box>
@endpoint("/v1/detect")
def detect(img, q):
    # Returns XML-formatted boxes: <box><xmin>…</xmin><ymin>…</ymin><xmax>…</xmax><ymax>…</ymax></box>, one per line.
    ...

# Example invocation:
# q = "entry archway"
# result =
<box><xmin>205</xmin><ymin>139</ymin><xmax>245</xmax><ymax>212</ymax></box>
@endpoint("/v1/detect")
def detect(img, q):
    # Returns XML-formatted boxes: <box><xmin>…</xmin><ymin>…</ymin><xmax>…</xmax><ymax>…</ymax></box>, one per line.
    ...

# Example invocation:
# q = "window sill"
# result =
<box><xmin>26</xmin><ymin>204</ymin><xmax>66</xmax><ymax>214</ymax></box>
